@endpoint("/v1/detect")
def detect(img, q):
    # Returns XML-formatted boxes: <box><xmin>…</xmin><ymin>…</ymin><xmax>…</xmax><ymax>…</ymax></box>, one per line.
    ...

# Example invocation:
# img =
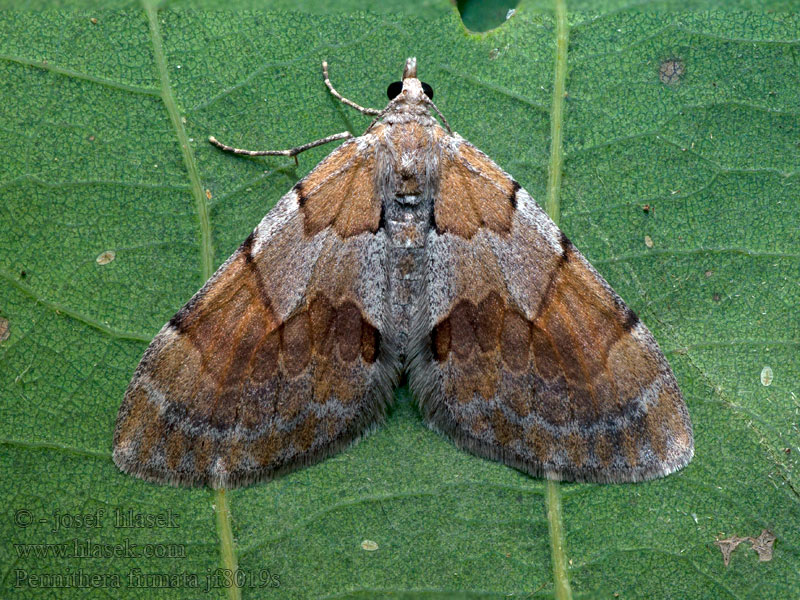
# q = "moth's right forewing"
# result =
<box><xmin>113</xmin><ymin>135</ymin><xmax>399</xmax><ymax>489</ymax></box>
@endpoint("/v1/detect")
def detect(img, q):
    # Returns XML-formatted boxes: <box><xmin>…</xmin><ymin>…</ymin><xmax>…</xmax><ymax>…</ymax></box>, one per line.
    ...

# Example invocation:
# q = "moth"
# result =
<box><xmin>113</xmin><ymin>58</ymin><xmax>693</xmax><ymax>489</ymax></box>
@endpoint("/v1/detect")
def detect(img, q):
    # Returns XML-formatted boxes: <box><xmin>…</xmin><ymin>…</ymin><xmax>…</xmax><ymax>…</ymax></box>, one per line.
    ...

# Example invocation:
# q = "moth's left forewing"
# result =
<box><xmin>114</xmin><ymin>133</ymin><xmax>399</xmax><ymax>489</ymax></box>
<box><xmin>412</xmin><ymin>137</ymin><xmax>693</xmax><ymax>483</ymax></box>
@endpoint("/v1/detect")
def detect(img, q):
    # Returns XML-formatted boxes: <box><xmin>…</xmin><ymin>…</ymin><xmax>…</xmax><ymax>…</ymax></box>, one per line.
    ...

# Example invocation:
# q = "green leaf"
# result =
<box><xmin>1</xmin><ymin>3</ymin><xmax>798</xmax><ymax>599</ymax></box>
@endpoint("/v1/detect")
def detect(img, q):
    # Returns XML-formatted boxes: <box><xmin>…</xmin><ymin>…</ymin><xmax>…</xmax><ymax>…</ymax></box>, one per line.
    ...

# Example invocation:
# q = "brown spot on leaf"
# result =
<box><xmin>715</xmin><ymin>530</ymin><xmax>776</xmax><ymax>567</ymax></box>
<box><xmin>750</xmin><ymin>530</ymin><xmax>777</xmax><ymax>562</ymax></box>
<box><xmin>0</xmin><ymin>317</ymin><xmax>9</xmax><ymax>343</ymax></box>
<box><xmin>715</xmin><ymin>537</ymin><xmax>745</xmax><ymax>567</ymax></box>
<box><xmin>659</xmin><ymin>58</ymin><xmax>685</xmax><ymax>85</ymax></box>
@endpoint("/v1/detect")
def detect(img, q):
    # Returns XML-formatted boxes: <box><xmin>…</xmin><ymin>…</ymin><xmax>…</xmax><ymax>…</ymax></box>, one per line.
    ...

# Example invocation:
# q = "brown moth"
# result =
<box><xmin>113</xmin><ymin>58</ymin><xmax>693</xmax><ymax>489</ymax></box>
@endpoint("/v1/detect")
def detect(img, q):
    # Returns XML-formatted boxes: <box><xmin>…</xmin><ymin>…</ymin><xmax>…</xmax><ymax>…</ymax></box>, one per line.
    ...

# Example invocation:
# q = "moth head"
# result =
<box><xmin>387</xmin><ymin>57</ymin><xmax>434</xmax><ymax>103</ymax></box>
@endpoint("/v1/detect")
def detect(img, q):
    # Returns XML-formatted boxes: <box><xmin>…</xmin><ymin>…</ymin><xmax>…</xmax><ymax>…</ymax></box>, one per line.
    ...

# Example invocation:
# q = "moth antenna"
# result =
<box><xmin>365</xmin><ymin>105</ymin><xmax>393</xmax><ymax>131</ymax></box>
<box><xmin>208</xmin><ymin>131</ymin><xmax>353</xmax><ymax>160</ymax></box>
<box><xmin>426</xmin><ymin>98</ymin><xmax>452</xmax><ymax>134</ymax></box>
<box><xmin>322</xmin><ymin>60</ymin><xmax>382</xmax><ymax>116</ymax></box>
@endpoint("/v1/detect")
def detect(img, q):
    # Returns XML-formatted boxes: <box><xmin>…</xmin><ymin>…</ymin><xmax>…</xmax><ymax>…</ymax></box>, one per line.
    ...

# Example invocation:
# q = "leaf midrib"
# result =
<box><xmin>143</xmin><ymin>0</ymin><xmax>213</xmax><ymax>282</ymax></box>
<box><xmin>543</xmin><ymin>1</ymin><xmax>573</xmax><ymax>599</ymax></box>
<box><xmin>141</xmin><ymin>3</ymin><xmax>240</xmax><ymax>600</ymax></box>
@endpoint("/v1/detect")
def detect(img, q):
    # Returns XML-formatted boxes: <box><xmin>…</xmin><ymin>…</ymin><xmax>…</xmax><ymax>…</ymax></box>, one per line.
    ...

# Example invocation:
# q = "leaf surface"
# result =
<box><xmin>1</xmin><ymin>3</ymin><xmax>798</xmax><ymax>598</ymax></box>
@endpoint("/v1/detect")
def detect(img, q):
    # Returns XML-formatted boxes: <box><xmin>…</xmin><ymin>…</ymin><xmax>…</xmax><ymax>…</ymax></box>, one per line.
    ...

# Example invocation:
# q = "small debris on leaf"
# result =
<box><xmin>715</xmin><ymin>529</ymin><xmax>776</xmax><ymax>567</ymax></box>
<box><xmin>760</xmin><ymin>366</ymin><xmax>773</xmax><ymax>386</ymax></box>
<box><xmin>750</xmin><ymin>530</ymin><xmax>777</xmax><ymax>562</ymax></box>
<box><xmin>96</xmin><ymin>250</ymin><xmax>116</xmax><ymax>265</ymax></box>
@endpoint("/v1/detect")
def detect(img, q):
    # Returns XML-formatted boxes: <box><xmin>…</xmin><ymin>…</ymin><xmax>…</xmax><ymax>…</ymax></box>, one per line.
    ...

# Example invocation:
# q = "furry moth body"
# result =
<box><xmin>113</xmin><ymin>58</ymin><xmax>693</xmax><ymax>489</ymax></box>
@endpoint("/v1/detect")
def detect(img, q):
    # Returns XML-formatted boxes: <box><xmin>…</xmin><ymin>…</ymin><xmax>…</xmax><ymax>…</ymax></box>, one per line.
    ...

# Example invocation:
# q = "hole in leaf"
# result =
<box><xmin>457</xmin><ymin>0</ymin><xmax>519</xmax><ymax>32</ymax></box>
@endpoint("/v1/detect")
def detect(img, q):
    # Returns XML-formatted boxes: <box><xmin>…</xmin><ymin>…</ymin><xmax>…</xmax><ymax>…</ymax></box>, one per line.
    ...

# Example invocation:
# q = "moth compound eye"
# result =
<box><xmin>421</xmin><ymin>82</ymin><xmax>434</xmax><ymax>100</ymax></box>
<box><xmin>387</xmin><ymin>81</ymin><xmax>403</xmax><ymax>100</ymax></box>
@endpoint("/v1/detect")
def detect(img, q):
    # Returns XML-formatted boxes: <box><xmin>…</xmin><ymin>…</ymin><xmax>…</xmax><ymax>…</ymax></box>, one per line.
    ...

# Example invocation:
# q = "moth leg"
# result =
<box><xmin>322</xmin><ymin>60</ymin><xmax>382</xmax><ymax>116</ymax></box>
<box><xmin>208</xmin><ymin>131</ymin><xmax>353</xmax><ymax>165</ymax></box>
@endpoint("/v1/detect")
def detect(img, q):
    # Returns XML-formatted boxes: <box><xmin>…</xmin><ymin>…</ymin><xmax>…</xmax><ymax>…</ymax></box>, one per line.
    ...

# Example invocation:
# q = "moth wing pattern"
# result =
<box><xmin>410</xmin><ymin>136</ymin><xmax>693</xmax><ymax>483</ymax></box>
<box><xmin>115</xmin><ymin>56</ymin><xmax>693</xmax><ymax>489</ymax></box>
<box><xmin>113</xmin><ymin>134</ymin><xmax>400</xmax><ymax>489</ymax></box>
